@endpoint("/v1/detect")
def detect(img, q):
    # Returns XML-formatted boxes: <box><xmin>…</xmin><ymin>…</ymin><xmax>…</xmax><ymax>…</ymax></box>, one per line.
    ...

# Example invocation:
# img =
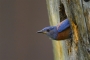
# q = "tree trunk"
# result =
<box><xmin>46</xmin><ymin>0</ymin><xmax>90</xmax><ymax>60</ymax></box>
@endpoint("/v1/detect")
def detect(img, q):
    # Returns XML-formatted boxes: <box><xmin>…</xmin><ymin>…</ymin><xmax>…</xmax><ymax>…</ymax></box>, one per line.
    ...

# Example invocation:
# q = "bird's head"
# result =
<box><xmin>37</xmin><ymin>26</ymin><xmax>58</xmax><ymax>40</ymax></box>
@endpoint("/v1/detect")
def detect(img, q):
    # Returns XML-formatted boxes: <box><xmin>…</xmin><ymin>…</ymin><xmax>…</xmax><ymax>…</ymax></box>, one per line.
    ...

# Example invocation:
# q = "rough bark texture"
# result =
<box><xmin>46</xmin><ymin>0</ymin><xmax>90</xmax><ymax>60</ymax></box>
<box><xmin>46</xmin><ymin>0</ymin><xmax>69</xmax><ymax>60</ymax></box>
<box><xmin>61</xmin><ymin>0</ymin><xmax>90</xmax><ymax>60</ymax></box>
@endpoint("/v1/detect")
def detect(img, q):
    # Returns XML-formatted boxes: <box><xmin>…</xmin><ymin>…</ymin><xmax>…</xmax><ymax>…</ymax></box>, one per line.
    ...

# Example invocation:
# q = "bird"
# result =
<box><xmin>37</xmin><ymin>19</ymin><xmax>72</xmax><ymax>40</ymax></box>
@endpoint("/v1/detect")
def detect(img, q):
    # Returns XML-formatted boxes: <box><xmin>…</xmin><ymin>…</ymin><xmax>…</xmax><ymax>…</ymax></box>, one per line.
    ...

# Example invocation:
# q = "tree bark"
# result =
<box><xmin>46</xmin><ymin>0</ymin><xmax>69</xmax><ymax>60</ymax></box>
<box><xmin>61</xmin><ymin>0</ymin><xmax>90</xmax><ymax>60</ymax></box>
<box><xmin>46</xmin><ymin>0</ymin><xmax>90</xmax><ymax>60</ymax></box>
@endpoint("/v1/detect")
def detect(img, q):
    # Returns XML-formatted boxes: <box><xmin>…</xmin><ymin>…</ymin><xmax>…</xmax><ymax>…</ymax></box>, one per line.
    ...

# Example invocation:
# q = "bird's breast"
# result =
<box><xmin>56</xmin><ymin>27</ymin><xmax>71</xmax><ymax>40</ymax></box>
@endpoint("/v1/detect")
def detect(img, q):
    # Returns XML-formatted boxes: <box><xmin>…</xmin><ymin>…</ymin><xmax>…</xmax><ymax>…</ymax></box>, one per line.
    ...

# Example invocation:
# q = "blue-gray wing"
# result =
<box><xmin>57</xmin><ymin>19</ymin><xmax>70</xmax><ymax>32</ymax></box>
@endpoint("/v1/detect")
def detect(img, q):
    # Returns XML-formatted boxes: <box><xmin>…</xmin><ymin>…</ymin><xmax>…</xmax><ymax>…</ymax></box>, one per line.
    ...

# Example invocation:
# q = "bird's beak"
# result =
<box><xmin>37</xmin><ymin>30</ymin><xmax>43</xmax><ymax>33</ymax></box>
<box><xmin>37</xmin><ymin>30</ymin><xmax>47</xmax><ymax>34</ymax></box>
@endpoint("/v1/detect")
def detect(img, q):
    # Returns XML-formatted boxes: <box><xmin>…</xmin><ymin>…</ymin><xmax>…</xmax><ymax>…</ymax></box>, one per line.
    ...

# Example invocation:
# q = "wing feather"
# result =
<box><xmin>57</xmin><ymin>19</ymin><xmax>70</xmax><ymax>32</ymax></box>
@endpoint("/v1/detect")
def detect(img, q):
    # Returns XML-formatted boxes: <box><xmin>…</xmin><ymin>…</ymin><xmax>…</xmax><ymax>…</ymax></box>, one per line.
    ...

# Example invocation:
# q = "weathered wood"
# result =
<box><xmin>61</xmin><ymin>0</ymin><xmax>90</xmax><ymax>60</ymax></box>
<box><xmin>46</xmin><ymin>0</ymin><xmax>69</xmax><ymax>60</ymax></box>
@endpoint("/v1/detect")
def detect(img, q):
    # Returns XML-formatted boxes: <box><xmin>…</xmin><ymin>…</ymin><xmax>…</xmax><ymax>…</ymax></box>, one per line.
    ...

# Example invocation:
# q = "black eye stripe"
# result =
<box><xmin>47</xmin><ymin>29</ymin><xmax>50</xmax><ymax>32</ymax></box>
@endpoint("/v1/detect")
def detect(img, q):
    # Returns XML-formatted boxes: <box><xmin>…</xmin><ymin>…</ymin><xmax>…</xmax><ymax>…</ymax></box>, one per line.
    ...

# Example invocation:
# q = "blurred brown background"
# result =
<box><xmin>0</xmin><ymin>0</ymin><xmax>54</xmax><ymax>60</ymax></box>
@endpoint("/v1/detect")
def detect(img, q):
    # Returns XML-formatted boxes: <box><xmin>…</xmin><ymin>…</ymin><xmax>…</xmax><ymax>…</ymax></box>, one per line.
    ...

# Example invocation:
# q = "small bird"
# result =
<box><xmin>37</xmin><ymin>19</ymin><xmax>72</xmax><ymax>40</ymax></box>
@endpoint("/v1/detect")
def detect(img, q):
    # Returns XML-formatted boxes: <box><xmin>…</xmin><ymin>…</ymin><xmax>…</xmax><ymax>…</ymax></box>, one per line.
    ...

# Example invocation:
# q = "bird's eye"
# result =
<box><xmin>47</xmin><ymin>29</ymin><xmax>50</xmax><ymax>32</ymax></box>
